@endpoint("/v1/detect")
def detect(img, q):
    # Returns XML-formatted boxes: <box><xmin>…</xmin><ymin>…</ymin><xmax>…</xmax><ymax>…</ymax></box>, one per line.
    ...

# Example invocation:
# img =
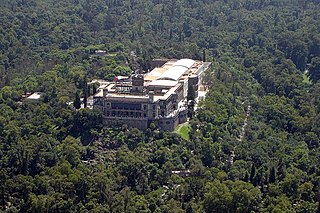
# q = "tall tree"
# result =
<box><xmin>269</xmin><ymin>166</ymin><xmax>276</xmax><ymax>184</ymax></box>
<box><xmin>308</xmin><ymin>57</ymin><xmax>320</xmax><ymax>83</ymax></box>
<box><xmin>83</xmin><ymin>78</ymin><xmax>88</xmax><ymax>108</ymax></box>
<box><xmin>249</xmin><ymin>164</ymin><xmax>256</xmax><ymax>185</ymax></box>
<box><xmin>74</xmin><ymin>91</ymin><xmax>81</xmax><ymax>109</ymax></box>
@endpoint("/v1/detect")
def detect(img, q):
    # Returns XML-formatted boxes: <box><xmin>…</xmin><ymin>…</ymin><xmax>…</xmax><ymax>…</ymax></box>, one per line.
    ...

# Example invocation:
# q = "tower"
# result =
<box><xmin>131</xmin><ymin>74</ymin><xmax>144</xmax><ymax>93</ymax></box>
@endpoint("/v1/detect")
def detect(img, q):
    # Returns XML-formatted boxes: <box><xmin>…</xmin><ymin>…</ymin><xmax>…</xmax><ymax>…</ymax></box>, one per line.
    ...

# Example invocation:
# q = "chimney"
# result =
<box><xmin>149</xmin><ymin>91</ymin><xmax>154</xmax><ymax>103</ymax></box>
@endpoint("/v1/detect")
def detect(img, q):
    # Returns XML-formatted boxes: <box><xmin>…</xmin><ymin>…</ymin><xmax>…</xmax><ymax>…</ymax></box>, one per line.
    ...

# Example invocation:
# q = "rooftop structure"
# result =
<box><xmin>26</xmin><ymin>92</ymin><xmax>44</xmax><ymax>101</ymax></box>
<box><xmin>95</xmin><ymin>50</ymin><xmax>107</xmax><ymax>56</ymax></box>
<box><xmin>93</xmin><ymin>59</ymin><xmax>211</xmax><ymax>131</ymax></box>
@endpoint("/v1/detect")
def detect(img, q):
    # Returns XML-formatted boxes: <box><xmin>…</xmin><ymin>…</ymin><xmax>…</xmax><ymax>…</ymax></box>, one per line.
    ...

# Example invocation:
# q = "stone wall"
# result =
<box><xmin>178</xmin><ymin>109</ymin><xmax>188</xmax><ymax>123</ymax></box>
<box><xmin>157</xmin><ymin>115</ymin><xmax>179</xmax><ymax>131</ymax></box>
<box><xmin>103</xmin><ymin>116</ymin><xmax>149</xmax><ymax>130</ymax></box>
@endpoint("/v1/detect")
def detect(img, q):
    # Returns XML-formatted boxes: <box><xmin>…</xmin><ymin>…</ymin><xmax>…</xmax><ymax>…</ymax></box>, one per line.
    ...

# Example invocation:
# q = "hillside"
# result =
<box><xmin>0</xmin><ymin>0</ymin><xmax>319</xmax><ymax>212</ymax></box>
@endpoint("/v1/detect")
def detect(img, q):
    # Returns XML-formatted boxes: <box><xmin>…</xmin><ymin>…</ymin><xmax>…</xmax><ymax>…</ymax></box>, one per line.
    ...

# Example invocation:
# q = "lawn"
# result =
<box><xmin>175</xmin><ymin>123</ymin><xmax>191</xmax><ymax>140</ymax></box>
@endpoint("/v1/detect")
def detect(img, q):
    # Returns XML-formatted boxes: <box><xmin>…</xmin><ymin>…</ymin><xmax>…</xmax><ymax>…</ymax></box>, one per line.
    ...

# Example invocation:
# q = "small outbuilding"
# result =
<box><xmin>26</xmin><ymin>92</ymin><xmax>44</xmax><ymax>101</ymax></box>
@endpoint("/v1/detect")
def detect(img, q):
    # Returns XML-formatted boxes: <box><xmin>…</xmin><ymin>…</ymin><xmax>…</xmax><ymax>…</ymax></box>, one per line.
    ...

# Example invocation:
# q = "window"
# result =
<box><xmin>111</xmin><ymin>102</ymin><xmax>141</xmax><ymax>110</ymax></box>
<box><xmin>173</xmin><ymin>104</ymin><xmax>177</xmax><ymax>110</ymax></box>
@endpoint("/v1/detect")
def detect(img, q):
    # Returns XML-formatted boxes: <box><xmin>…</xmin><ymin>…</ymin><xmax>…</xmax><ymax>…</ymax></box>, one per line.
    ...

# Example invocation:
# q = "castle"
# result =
<box><xmin>93</xmin><ymin>59</ymin><xmax>211</xmax><ymax>131</ymax></box>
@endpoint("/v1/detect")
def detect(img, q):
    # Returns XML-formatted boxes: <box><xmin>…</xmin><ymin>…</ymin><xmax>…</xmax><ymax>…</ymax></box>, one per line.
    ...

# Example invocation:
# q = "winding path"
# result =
<box><xmin>229</xmin><ymin>99</ymin><xmax>252</xmax><ymax>165</ymax></box>
<box><xmin>237</xmin><ymin>104</ymin><xmax>251</xmax><ymax>142</ymax></box>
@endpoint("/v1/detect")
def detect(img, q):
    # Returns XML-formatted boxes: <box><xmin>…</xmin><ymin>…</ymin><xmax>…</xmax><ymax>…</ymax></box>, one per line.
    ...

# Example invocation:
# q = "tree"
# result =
<box><xmin>228</xmin><ymin>180</ymin><xmax>261</xmax><ymax>212</ymax></box>
<box><xmin>204</xmin><ymin>180</ymin><xmax>261</xmax><ymax>213</ymax></box>
<box><xmin>0</xmin><ymin>169</ymin><xmax>8</xmax><ymax>208</ymax></box>
<box><xmin>269</xmin><ymin>166</ymin><xmax>276</xmax><ymax>184</ymax></box>
<box><xmin>83</xmin><ymin>80</ymin><xmax>88</xmax><ymax>108</ymax></box>
<box><xmin>187</xmin><ymin>85</ymin><xmax>196</xmax><ymax>118</ymax></box>
<box><xmin>249</xmin><ymin>164</ymin><xmax>256</xmax><ymax>185</ymax></box>
<box><xmin>0</xmin><ymin>0</ymin><xmax>320</xmax><ymax>211</ymax></box>
<box><xmin>203</xmin><ymin>180</ymin><xmax>232</xmax><ymax>213</ymax></box>
<box><xmin>128</xmin><ymin>195</ymin><xmax>150</xmax><ymax>213</ymax></box>
<box><xmin>187</xmin><ymin>85</ymin><xmax>196</xmax><ymax>102</ymax></box>
<box><xmin>58</xmin><ymin>136</ymin><xmax>82</xmax><ymax>167</ymax></box>
<box><xmin>92</xmin><ymin>83</ymin><xmax>98</xmax><ymax>95</ymax></box>
<box><xmin>264</xmin><ymin>195</ymin><xmax>294</xmax><ymax>212</ymax></box>
<box><xmin>307</xmin><ymin>57</ymin><xmax>320</xmax><ymax>83</ymax></box>
<box><xmin>74</xmin><ymin>91</ymin><xmax>81</xmax><ymax>109</ymax></box>
<box><xmin>83</xmin><ymin>91</ymin><xmax>87</xmax><ymax>108</ymax></box>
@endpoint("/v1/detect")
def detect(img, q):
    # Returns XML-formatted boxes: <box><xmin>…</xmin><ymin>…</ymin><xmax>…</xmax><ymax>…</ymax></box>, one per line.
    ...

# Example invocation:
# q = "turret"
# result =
<box><xmin>132</xmin><ymin>74</ymin><xmax>144</xmax><ymax>93</ymax></box>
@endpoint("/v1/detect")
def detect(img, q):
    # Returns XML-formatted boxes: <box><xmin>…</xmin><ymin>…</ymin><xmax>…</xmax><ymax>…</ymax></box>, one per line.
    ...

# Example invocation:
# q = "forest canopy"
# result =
<box><xmin>0</xmin><ymin>0</ymin><xmax>319</xmax><ymax>212</ymax></box>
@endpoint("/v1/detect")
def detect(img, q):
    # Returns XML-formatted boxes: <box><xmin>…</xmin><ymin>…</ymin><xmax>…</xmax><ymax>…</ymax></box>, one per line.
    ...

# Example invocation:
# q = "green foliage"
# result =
<box><xmin>307</xmin><ymin>57</ymin><xmax>320</xmax><ymax>83</ymax></box>
<box><xmin>73</xmin><ymin>91</ymin><xmax>81</xmax><ymax>109</ymax></box>
<box><xmin>204</xmin><ymin>179</ymin><xmax>261</xmax><ymax>213</ymax></box>
<box><xmin>0</xmin><ymin>0</ymin><xmax>319</xmax><ymax>212</ymax></box>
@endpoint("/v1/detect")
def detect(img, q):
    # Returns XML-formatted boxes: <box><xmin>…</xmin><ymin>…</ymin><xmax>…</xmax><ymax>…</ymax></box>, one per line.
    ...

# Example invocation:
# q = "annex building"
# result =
<box><xmin>93</xmin><ymin>59</ymin><xmax>211</xmax><ymax>131</ymax></box>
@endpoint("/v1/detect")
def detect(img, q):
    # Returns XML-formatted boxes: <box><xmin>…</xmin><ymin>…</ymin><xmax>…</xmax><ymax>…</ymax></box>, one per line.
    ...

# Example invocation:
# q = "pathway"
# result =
<box><xmin>229</xmin><ymin>98</ymin><xmax>252</xmax><ymax>165</ymax></box>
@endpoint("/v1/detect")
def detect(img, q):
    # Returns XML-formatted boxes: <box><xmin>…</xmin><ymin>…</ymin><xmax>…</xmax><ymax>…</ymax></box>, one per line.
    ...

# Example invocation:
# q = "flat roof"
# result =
<box><xmin>26</xmin><ymin>92</ymin><xmax>43</xmax><ymax>100</ymax></box>
<box><xmin>148</xmin><ymin>80</ymin><xmax>179</xmax><ymax>87</ymax></box>
<box><xmin>144</xmin><ymin>67</ymin><xmax>167</xmax><ymax>81</ymax></box>
<box><xmin>153</xmin><ymin>83</ymin><xmax>182</xmax><ymax>102</ymax></box>
<box><xmin>146</xmin><ymin>59</ymin><xmax>196</xmax><ymax>82</ymax></box>
<box><xmin>174</xmin><ymin>59</ymin><xmax>195</xmax><ymax>68</ymax></box>
<box><xmin>158</xmin><ymin>66</ymin><xmax>188</xmax><ymax>81</ymax></box>
<box><xmin>144</xmin><ymin>60</ymin><xmax>178</xmax><ymax>81</ymax></box>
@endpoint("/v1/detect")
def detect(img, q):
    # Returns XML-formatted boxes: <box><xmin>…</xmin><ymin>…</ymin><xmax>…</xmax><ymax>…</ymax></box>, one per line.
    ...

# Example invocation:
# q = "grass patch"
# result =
<box><xmin>175</xmin><ymin>123</ymin><xmax>191</xmax><ymax>140</ymax></box>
